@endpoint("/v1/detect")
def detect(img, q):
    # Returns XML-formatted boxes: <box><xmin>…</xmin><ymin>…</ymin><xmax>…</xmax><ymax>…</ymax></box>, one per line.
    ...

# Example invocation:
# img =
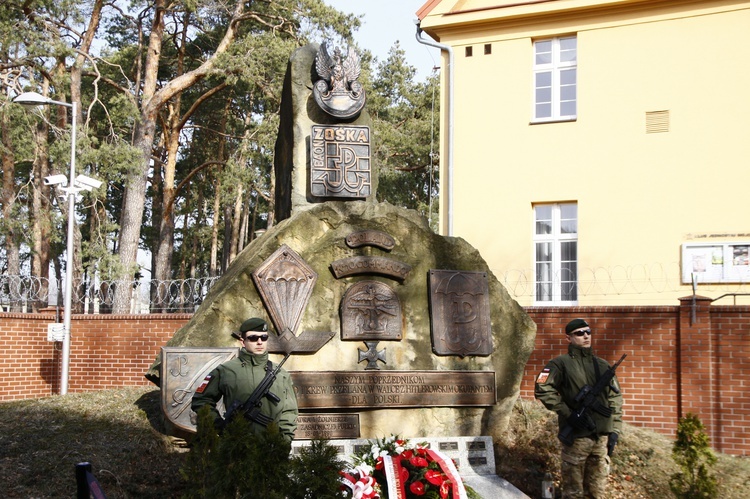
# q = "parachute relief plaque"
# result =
<box><xmin>428</xmin><ymin>270</ymin><xmax>493</xmax><ymax>357</ymax></box>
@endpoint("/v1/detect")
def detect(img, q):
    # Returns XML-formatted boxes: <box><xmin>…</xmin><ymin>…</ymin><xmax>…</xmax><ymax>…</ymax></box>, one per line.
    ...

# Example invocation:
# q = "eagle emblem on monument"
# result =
<box><xmin>313</xmin><ymin>42</ymin><xmax>366</xmax><ymax>119</ymax></box>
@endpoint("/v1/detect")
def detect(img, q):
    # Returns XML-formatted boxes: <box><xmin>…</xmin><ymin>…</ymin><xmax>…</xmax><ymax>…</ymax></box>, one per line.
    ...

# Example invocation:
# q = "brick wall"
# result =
<box><xmin>0</xmin><ymin>312</ymin><xmax>190</xmax><ymax>400</ymax></box>
<box><xmin>1</xmin><ymin>300</ymin><xmax>748</xmax><ymax>455</ymax></box>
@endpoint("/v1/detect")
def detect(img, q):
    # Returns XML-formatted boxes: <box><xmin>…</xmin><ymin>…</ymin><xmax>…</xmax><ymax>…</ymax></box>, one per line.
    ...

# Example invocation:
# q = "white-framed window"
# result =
<box><xmin>534</xmin><ymin>203</ymin><xmax>578</xmax><ymax>304</ymax></box>
<box><xmin>533</xmin><ymin>36</ymin><xmax>577</xmax><ymax>122</ymax></box>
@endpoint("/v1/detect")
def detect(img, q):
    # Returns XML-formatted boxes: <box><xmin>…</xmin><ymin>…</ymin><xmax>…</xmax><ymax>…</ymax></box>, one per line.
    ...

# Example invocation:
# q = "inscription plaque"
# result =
<box><xmin>331</xmin><ymin>256</ymin><xmax>412</xmax><ymax>281</ymax></box>
<box><xmin>345</xmin><ymin>230</ymin><xmax>395</xmax><ymax>251</ymax></box>
<box><xmin>291</xmin><ymin>371</ymin><xmax>496</xmax><ymax>409</ymax></box>
<box><xmin>439</xmin><ymin>441</ymin><xmax>459</xmax><ymax>451</ymax></box>
<box><xmin>311</xmin><ymin>125</ymin><xmax>371</xmax><ymax>199</ymax></box>
<box><xmin>295</xmin><ymin>413</ymin><xmax>360</xmax><ymax>439</ymax></box>
<box><xmin>429</xmin><ymin>270</ymin><xmax>493</xmax><ymax>357</ymax></box>
<box><xmin>341</xmin><ymin>281</ymin><xmax>401</xmax><ymax>341</ymax></box>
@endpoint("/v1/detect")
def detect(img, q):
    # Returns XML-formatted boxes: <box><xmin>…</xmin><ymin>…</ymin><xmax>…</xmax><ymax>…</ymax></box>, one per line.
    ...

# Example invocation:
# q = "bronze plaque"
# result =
<box><xmin>429</xmin><ymin>270</ymin><xmax>493</xmax><ymax>357</ymax></box>
<box><xmin>310</xmin><ymin>125</ymin><xmax>371</xmax><ymax>199</ymax></box>
<box><xmin>252</xmin><ymin>244</ymin><xmax>317</xmax><ymax>338</ymax></box>
<box><xmin>295</xmin><ymin>413</ymin><xmax>360</xmax><ymax>439</ymax></box>
<box><xmin>160</xmin><ymin>347</ymin><xmax>238</xmax><ymax>433</ymax></box>
<box><xmin>313</xmin><ymin>43</ymin><xmax>366</xmax><ymax>119</ymax></box>
<box><xmin>291</xmin><ymin>371</ymin><xmax>496</xmax><ymax>409</ymax></box>
<box><xmin>331</xmin><ymin>256</ymin><xmax>411</xmax><ymax>281</ymax></box>
<box><xmin>341</xmin><ymin>281</ymin><xmax>402</xmax><ymax>341</ymax></box>
<box><xmin>345</xmin><ymin>230</ymin><xmax>395</xmax><ymax>251</ymax></box>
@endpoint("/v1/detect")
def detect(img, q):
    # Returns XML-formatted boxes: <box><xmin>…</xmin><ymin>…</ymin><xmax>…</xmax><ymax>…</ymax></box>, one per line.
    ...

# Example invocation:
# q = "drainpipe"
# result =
<box><xmin>416</xmin><ymin>22</ymin><xmax>454</xmax><ymax>237</ymax></box>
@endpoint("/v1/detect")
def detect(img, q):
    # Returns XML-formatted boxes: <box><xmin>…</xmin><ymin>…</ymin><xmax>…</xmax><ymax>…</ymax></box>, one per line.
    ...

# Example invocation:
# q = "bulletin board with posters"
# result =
<box><xmin>681</xmin><ymin>242</ymin><xmax>750</xmax><ymax>283</ymax></box>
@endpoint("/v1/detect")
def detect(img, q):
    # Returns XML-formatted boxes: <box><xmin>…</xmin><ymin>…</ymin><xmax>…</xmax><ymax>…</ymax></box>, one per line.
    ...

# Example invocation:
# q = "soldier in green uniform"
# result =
<box><xmin>191</xmin><ymin>318</ymin><xmax>298</xmax><ymax>442</ymax></box>
<box><xmin>534</xmin><ymin>318</ymin><xmax>623</xmax><ymax>498</ymax></box>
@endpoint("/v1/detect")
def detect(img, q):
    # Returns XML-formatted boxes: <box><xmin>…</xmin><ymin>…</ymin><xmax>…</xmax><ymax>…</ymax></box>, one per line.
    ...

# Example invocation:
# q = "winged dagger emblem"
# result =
<box><xmin>313</xmin><ymin>42</ymin><xmax>367</xmax><ymax>118</ymax></box>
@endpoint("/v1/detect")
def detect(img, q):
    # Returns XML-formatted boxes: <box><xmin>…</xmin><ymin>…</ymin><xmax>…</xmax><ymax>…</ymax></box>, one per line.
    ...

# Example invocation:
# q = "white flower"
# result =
<box><xmin>355</xmin><ymin>463</ymin><xmax>373</xmax><ymax>477</ymax></box>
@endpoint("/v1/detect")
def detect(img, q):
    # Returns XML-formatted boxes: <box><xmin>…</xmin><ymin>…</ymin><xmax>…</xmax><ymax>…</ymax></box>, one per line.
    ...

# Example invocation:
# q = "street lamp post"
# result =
<box><xmin>14</xmin><ymin>91</ymin><xmax>78</xmax><ymax>395</ymax></box>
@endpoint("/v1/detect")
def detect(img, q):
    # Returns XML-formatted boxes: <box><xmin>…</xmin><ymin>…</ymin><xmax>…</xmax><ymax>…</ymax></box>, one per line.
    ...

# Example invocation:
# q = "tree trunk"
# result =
<box><xmin>68</xmin><ymin>0</ymin><xmax>103</xmax><ymax>314</ymax></box>
<box><xmin>1</xmin><ymin>105</ymin><xmax>21</xmax><ymax>311</ymax></box>
<box><xmin>153</xmin><ymin>11</ymin><xmax>189</xmax><ymax>298</ymax></box>
<box><xmin>209</xmin><ymin>173</ymin><xmax>222</xmax><ymax>278</ymax></box>
<box><xmin>30</xmin><ymin>115</ymin><xmax>51</xmax><ymax>311</ymax></box>
<box><xmin>112</xmin><ymin>0</ymin><xmax>166</xmax><ymax>313</ymax></box>
<box><xmin>112</xmin><ymin>0</ymin><xmax>245</xmax><ymax>312</ymax></box>
<box><xmin>228</xmin><ymin>185</ymin><xmax>244</xmax><ymax>264</ymax></box>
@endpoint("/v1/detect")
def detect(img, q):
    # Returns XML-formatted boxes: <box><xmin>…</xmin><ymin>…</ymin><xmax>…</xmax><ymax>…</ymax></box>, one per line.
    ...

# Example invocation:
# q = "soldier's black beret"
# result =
<box><xmin>565</xmin><ymin>318</ymin><xmax>589</xmax><ymax>335</ymax></box>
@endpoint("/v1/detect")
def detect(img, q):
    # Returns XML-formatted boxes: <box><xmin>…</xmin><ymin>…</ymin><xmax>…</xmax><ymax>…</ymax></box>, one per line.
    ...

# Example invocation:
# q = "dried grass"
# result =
<box><xmin>1</xmin><ymin>390</ymin><xmax>748</xmax><ymax>498</ymax></box>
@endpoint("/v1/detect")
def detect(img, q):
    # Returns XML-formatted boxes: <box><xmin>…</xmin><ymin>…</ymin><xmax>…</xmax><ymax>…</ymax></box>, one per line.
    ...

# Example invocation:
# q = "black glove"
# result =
<box><xmin>567</xmin><ymin>411</ymin><xmax>596</xmax><ymax>431</ymax></box>
<box><xmin>607</xmin><ymin>433</ymin><xmax>619</xmax><ymax>456</ymax></box>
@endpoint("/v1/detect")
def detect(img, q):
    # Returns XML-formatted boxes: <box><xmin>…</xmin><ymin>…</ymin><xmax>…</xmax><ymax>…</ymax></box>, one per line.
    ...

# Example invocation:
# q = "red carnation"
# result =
<box><xmin>409</xmin><ymin>481</ymin><xmax>426</xmax><ymax>496</ymax></box>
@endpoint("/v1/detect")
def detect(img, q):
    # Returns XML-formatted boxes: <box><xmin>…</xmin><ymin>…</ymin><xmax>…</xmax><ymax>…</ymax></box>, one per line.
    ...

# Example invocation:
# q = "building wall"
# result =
<box><xmin>2</xmin><ymin>301</ymin><xmax>749</xmax><ymax>455</ymax></box>
<box><xmin>420</xmin><ymin>1</ymin><xmax>750</xmax><ymax>306</ymax></box>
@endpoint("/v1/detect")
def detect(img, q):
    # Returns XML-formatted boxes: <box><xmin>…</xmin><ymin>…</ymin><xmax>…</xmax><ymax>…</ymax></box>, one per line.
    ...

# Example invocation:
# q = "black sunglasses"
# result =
<box><xmin>571</xmin><ymin>329</ymin><xmax>592</xmax><ymax>337</ymax></box>
<box><xmin>244</xmin><ymin>334</ymin><xmax>269</xmax><ymax>342</ymax></box>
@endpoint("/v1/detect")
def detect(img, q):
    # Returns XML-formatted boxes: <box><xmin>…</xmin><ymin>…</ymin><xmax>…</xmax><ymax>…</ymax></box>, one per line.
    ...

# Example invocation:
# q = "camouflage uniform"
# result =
<box><xmin>535</xmin><ymin>344</ymin><xmax>623</xmax><ymax>498</ymax></box>
<box><xmin>191</xmin><ymin>348</ymin><xmax>298</xmax><ymax>442</ymax></box>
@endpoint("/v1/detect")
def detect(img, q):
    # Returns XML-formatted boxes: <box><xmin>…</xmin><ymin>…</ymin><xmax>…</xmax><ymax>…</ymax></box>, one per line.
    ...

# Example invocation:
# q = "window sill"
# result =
<box><xmin>530</xmin><ymin>117</ymin><xmax>577</xmax><ymax>125</ymax></box>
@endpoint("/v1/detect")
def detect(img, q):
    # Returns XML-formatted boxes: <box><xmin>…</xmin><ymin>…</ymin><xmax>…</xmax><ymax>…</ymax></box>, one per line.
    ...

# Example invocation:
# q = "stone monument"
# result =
<box><xmin>147</xmin><ymin>42</ymin><xmax>537</xmax><ymax>444</ymax></box>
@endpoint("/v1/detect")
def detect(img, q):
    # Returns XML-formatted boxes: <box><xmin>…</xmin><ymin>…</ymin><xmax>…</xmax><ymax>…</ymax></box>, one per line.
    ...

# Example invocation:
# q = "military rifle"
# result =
<box><xmin>216</xmin><ymin>352</ymin><xmax>291</xmax><ymax>433</ymax></box>
<box><xmin>558</xmin><ymin>353</ymin><xmax>627</xmax><ymax>446</ymax></box>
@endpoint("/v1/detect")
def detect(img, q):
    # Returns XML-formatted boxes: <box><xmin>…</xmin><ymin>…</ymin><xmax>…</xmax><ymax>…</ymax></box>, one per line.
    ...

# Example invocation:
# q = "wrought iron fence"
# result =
<box><xmin>0</xmin><ymin>274</ymin><xmax>219</xmax><ymax>314</ymax></box>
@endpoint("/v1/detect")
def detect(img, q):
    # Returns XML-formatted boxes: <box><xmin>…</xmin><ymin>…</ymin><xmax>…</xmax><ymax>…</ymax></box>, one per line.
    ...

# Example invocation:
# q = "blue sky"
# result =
<box><xmin>322</xmin><ymin>1</ymin><xmax>441</xmax><ymax>81</ymax></box>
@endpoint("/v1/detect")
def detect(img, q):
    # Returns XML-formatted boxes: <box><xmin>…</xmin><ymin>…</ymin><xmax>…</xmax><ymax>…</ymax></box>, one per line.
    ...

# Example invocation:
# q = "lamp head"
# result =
<box><xmin>13</xmin><ymin>92</ymin><xmax>51</xmax><ymax>107</ymax></box>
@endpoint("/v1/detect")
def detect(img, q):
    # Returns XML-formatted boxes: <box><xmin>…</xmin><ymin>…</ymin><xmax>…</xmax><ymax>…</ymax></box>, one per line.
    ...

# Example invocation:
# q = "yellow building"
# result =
<box><xmin>417</xmin><ymin>0</ymin><xmax>750</xmax><ymax>306</ymax></box>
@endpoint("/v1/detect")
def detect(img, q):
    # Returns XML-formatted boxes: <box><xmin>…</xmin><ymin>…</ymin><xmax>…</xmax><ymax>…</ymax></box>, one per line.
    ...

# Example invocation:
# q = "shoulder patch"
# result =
<box><xmin>195</xmin><ymin>374</ymin><xmax>212</xmax><ymax>394</ymax></box>
<box><xmin>536</xmin><ymin>368</ymin><xmax>550</xmax><ymax>384</ymax></box>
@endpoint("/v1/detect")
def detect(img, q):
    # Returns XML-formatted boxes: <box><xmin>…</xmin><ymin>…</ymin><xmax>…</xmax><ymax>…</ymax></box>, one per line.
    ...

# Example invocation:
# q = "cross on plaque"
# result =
<box><xmin>357</xmin><ymin>341</ymin><xmax>386</xmax><ymax>370</ymax></box>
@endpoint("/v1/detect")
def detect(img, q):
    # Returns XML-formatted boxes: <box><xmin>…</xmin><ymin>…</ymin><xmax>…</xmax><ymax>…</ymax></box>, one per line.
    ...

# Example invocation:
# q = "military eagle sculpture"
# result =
<box><xmin>313</xmin><ymin>42</ymin><xmax>366</xmax><ymax>119</ymax></box>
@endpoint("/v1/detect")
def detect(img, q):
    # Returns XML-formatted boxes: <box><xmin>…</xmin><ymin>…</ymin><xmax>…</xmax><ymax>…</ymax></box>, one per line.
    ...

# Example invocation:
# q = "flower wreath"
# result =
<box><xmin>340</xmin><ymin>435</ymin><xmax>468</xmax><ymax>499</ymax></box>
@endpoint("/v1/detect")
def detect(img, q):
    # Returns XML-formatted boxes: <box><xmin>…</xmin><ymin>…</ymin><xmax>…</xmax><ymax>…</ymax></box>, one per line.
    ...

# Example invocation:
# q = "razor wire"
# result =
<box><xmin>0</xmin><ymin>274</ymin><xmax>219</xmax><ymax>313</ymax></box>
<box><xmin>495</xmin><ymin>262</ymin><xmax>750</xmax><ymax>300</ymax></box>
<box><xmin>3</xmin><ymin>262</ymin><xmax>750</xmax><ymax>313</ymax></box>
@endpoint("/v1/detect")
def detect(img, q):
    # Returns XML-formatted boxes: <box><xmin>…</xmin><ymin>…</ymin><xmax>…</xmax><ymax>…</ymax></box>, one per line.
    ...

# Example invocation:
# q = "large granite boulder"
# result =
<box><xmin>147</xmin><ymin>200</ymin><xmax>536</xmax><ymax>441</ymax></box>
